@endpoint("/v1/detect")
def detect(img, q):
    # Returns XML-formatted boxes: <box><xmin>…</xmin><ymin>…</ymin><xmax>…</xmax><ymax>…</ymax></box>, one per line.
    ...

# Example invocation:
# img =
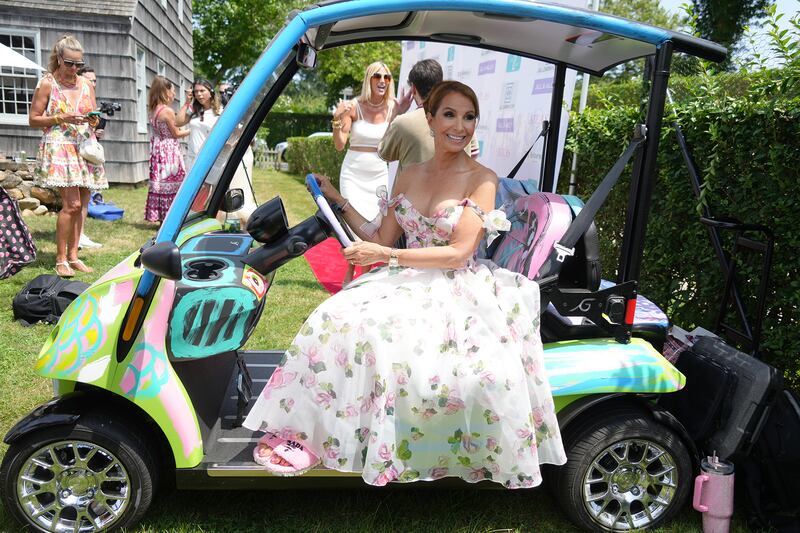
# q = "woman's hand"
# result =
<box><xmin>86</xmin><ymin>114</ymin><xmax>100</xmax><ymax>128</ymax></box>
<box><xmin>342</xmin><ymin>241</ymin><xmax>390</xmax><ymax>266</ymax></box>
<box><xmin>94</xmin><ymin>129</ymin><xmax>105</xmax><ymax>139</ymax></box>
<box><xmin>311</xmin><ymin>173</ymin><xmax>344</xmax><ymax>203</ymax></box>
<box><xmin>334</xmin><ymin>99</ymin><xmax>352</xmax><ymax>120</ymax></box>
<box><xmin>60</xmin><ymin>112</ymin><xmax>87</xmax><ymax>125</ymax></box>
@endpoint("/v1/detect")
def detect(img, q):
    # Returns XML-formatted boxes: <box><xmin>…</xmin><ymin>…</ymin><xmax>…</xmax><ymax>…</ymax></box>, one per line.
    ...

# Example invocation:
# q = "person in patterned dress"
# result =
<box><xmin>28</xmin><ymin>35</ymin><xmax>107</xmax><ymax>278</ymax></box>
<box><xmin>145</xmin><ymin>76</ymin><xmax>189</xmax><ymax>223</ymax></box>
<box><xmin>244</xmin><ymin>81</ymin><xmax>566</xmax><ymax>488</ymax></box>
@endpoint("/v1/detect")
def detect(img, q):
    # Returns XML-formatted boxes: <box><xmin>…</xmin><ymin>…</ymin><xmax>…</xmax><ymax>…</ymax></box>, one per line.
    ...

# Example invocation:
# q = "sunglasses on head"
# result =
<box><xmin>371</xmin><ymin>73</ymin><xmax>392</xmax><ymax>81</ymax></box>
<box><xmin>62</xmin><ymin>58</ymin><xmax>85</xmax><ymax>68</ymax></box>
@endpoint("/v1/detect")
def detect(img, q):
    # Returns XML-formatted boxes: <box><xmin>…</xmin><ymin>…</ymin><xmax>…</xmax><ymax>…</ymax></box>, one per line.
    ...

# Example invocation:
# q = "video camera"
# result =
<box><xmin>220</xmin><ymin>84</ymin><xmax>238</xmax><ymax>107</ymax></box>
<box><xmin>96</xmin><ymin>101</ymin><xmax>122</xmax><ymax>129</ymax></box>
<box><xmin>98</xmin><ymin>101</ymin><xmax>122</xmax><ymax>116</ymax></box>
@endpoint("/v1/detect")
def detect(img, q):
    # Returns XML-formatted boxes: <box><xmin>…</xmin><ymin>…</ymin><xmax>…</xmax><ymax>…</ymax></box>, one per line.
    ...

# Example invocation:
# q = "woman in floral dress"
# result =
<box><xmin>145</xmin><ymin>76</ymin><xmax>189</xmax><ymax>223</ymax></box>
<box><xmin>244</xmin><ymin>81</ymin><xmax>566</xmax><ymax>488</ymax></box>
<box><xmin>29</xmin><ymin>35</ymin><xmax>107</xmax><ymax>277</ymax></box>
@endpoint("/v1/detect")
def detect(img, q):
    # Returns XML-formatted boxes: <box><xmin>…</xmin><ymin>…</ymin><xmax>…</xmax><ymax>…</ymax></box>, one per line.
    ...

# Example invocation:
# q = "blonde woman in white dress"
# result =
<box><xmin>331</xmin><ymin>62</ymin><xmax>399</xmax><ymax>284</ymax></box>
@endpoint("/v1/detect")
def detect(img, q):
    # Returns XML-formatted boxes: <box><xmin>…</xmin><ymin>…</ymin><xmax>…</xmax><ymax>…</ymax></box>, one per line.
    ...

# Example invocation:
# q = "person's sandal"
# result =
<box><xmin>253</xmin><ymin>433</ymin><xmax>320</xmax><ymax>476</ymax></box>
<box><xmin>54</xmin><ymin>261</ymin><xmax>74</xmax><ymax>278</ymax></box>
<box><xmin>68</xmin><ymin>259</ymin><xmax>94</xmax><ymax>273</ymax></box>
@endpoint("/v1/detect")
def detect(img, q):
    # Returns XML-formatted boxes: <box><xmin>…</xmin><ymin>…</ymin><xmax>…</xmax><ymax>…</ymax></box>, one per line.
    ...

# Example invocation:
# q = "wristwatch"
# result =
<box><xmin>388</xmin><ymin>248</ymin><xmax>399</xmax><ymax>268</ymax></box>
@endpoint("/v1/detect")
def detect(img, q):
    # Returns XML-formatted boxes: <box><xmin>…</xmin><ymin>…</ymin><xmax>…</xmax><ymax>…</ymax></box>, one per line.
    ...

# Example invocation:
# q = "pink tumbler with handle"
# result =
<box><xmin>693</xmin><ymin>454</ymin><xmax>735</xmax><ymax>533</ymax></box>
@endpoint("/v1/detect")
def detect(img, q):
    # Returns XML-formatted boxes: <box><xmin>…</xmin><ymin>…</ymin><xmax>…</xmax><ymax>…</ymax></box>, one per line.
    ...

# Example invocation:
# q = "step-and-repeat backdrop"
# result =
<box><xmin>395</xmin><ymin>2</ymin><xmax>583</xmax><ymax>190</ymax></box>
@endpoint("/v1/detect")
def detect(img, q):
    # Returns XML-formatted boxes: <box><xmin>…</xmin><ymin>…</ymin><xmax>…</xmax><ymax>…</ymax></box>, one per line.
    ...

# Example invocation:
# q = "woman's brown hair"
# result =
<box><xmin>423</xmin><ymin>80</ymin><xmax>480</xmax><ymax>119</ymax></box>
<box><xmin>148</xmin><ymin>75</ymin><xmax>174</xmax><ymax>113</ymax></box>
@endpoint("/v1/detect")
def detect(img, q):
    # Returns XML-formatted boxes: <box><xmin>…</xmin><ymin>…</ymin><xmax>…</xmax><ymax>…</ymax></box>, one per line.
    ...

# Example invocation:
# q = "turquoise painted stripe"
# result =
<box><xmin>552</xmin><ymin>376</ymin><xmax>680</xmax><ymax>396</ymax></box>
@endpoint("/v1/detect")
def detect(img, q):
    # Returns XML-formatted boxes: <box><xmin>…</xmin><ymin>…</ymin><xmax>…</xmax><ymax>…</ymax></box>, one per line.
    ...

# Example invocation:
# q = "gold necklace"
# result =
<box><xmin>56</xmin><ymin>72</ymin><xmax>77</xmax><ymax>88</ymax></box>
<box><xmin>363</xmin><ymin>98</ymin><xmax>384</xmax><ymax>108</ymax></box>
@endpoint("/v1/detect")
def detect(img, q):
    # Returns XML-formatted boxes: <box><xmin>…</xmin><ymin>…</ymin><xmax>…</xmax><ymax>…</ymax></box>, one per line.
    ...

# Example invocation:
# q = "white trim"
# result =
<box><xmin>178</xmin><ymin>0</ymin><xmax>184</xmax><ymax>22</ymax></box>
<box><xmin>0</xmin><ymin>26</ymin><xmax>41</xmax><ymax>125</ymax></box>
<box><xmin>135</xmin><ymin>45</ymin><xmax>147</xmax><ymax>134</ymax></box>
<box><xmin>157</xmin><ymin>59</ymin><xmax>166</xmax><ymax>77</ymax></box>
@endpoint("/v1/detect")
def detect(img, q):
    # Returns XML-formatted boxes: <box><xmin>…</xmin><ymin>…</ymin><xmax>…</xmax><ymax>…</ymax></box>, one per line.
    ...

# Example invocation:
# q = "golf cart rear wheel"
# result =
<box><xmin>555</xmin><ymin>405</ymin><xmax>691</xmax><ymax>531</ymax></box>
<box><xmin>0</xmin><ymin>413</ymin><xmax>157</xmax><ymax>532</ymax></box>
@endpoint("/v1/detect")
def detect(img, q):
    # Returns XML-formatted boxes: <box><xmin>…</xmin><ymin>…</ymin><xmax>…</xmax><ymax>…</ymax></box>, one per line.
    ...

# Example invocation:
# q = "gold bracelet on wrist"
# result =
<box><xmin>331</xmin><ymin>119</ymin><xmax>342</xmax><ymax>129</ymax></box>
<box><xmin>389</xmin><ymin>248</ymin><xmax>399</xmax><ymax>268</ymax></box>
<box><xmin>54</xmin><ymin>115</ymin><xmax>61</xmax><ymax>125</ymax></box>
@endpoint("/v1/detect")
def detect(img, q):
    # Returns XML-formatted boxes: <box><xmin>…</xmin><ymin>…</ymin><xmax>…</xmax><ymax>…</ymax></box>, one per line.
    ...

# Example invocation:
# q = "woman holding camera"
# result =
<box><xmin>176</xmin><ymin>78</ymin><xmax>222</xmax><ymax>172</ymax></box>
<box><xmin>29</xmin><ymin>34</ymin><xmax>106</xmax><ymax>278</ymax></box>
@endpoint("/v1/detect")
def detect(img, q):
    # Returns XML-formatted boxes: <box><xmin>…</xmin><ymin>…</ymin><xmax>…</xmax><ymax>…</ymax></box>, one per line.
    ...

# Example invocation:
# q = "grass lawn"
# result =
<box><xmin>0</xmin><ymin>168</ymin><xmax>740</xmax><ymax>532</ymax></box>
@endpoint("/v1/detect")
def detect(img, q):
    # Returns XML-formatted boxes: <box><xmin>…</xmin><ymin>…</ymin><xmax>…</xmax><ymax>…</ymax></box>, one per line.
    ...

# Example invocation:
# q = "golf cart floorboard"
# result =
<box><xmin>177</xmin><ymin>350</ymin><xmax>366</xmax><ymax>487</ymax></box>
<box><xmin>202</xmin><ymin>350</ymin><xmax>281</xmax><ymax>464</ymax></box>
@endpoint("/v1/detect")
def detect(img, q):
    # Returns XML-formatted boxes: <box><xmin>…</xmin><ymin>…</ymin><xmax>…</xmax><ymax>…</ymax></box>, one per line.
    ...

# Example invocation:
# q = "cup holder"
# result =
<box><xmin>184</xmin><ymin>258</ymin><xmax>227</xmax><ymax>281</ymax></box>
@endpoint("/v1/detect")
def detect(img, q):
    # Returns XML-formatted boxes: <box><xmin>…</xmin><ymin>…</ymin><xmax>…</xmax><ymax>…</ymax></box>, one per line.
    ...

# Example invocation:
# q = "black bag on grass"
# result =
<box><xmin>741</xmin><ymin>388</ymin><xmax>800</xmax><ymax>532</ymax></box>
<box><xmin>12</xmin><ymin>274</ymin><xmax>89</xmax><ymax>326</ymax></box>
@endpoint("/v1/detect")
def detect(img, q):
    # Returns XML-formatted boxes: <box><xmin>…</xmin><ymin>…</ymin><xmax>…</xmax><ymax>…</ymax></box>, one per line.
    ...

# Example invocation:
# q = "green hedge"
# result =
<box><xmin>260</xmin><ymin>112</ymin><xmax>332</xmax><ymax>148</ymax></box>
<box><xmin>560</xmin><ymin>90</ymin><xmax>800</xmax><ymax>387</ymax></box>
<box><xmin>284</xmin><ymin>136</ymin><xmax>346</xmax><ymax>186</ymax></box>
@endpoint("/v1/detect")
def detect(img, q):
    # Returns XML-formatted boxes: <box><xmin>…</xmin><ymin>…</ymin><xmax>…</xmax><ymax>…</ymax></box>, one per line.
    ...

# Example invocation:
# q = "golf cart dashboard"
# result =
<box><xmin>167</xmin><ymin>232</ymin><xmax>272</xmax><ymax>360</ymax></box>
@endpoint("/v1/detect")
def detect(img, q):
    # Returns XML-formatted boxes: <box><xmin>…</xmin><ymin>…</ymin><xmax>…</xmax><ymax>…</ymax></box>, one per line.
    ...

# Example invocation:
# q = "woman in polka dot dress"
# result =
<box><xmin>0</xmin><ymin>187</ymin><xmax>36</xmax><ymax>279</ymax></box>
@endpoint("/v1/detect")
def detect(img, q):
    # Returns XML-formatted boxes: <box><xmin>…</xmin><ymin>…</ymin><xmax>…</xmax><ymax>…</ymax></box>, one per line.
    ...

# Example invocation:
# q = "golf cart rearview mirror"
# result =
<box><xmin>296</xmin><ymin>42</ymin><xmax>317</xmax><ymax>69</ymax></box>
<box><xmin>140</xmin><ymin>241</ymin><xmax>182</xmax><ymax>280</ymax></box>
<box><xmin>224</xmin><ymin>188</ymin><xmax>245</xmax><ymax>212</ymax></box>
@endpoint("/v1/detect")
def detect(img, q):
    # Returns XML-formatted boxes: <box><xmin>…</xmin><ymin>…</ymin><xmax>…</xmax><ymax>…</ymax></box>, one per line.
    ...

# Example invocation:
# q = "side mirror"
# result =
<box><xmin>224</xmin><ymin>188</ymin><xmax>245</xmax><ymax>212</ymax></box>
<box><xmin>296</xmin><ymin>42</ymin><xmax>317</xmax><ymax>69</ymax></box>
<box><xmin>141</xmin><ymin>241</ymin><xmax>182</xmax><ymax>280</ymax></box>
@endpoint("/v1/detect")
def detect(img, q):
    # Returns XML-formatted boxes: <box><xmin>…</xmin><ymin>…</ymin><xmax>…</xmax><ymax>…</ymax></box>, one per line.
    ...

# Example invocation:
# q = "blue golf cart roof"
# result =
<box><xmin>300</xmin><ymin>0</ymin><xmax>727</xmax><ymax>76</ymax></box>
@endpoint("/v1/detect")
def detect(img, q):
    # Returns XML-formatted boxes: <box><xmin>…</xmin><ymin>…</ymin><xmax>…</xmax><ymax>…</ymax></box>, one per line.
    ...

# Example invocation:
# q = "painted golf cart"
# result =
<box><xmin>1</xmin><ymin>1</ymin><xmax>729</xmax><ymax>531</ymax></box>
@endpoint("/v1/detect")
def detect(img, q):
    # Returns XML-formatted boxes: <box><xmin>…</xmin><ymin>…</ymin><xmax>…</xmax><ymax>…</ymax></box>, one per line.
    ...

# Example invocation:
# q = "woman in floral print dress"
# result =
<box><xmin>29</xmin><ymin>35</ymin><xmax>107</xmax><ymax>277</ymax></box>
<box><xmin>244</xmin><ymin>81</ymin><xmax>566</xmax><ymax>488</ymax></box>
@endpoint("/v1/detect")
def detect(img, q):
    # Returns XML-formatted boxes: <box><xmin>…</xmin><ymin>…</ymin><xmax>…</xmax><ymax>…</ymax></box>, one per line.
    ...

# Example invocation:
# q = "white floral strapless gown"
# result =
<box><xmin>243</xmin><ymin>194</ymin><xmax>566</xmax><ymax>488</ymax></box>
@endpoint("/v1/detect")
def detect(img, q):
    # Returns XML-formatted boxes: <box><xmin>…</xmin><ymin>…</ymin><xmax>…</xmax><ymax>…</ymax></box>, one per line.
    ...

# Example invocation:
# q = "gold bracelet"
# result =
<box><xmin>331</xmin><ymin>119</ymin><xmax>342</xmax><ymax>129</ymax></box>
<box><xmin>54</xmin><ymin>115</ymin><xmax>61</xmax><ymax>125</ymax></box>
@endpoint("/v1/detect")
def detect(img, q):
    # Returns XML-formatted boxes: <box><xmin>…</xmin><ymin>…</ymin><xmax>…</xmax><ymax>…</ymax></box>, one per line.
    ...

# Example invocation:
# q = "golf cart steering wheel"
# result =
<box><xmin>305</xmin><ymin>174</ymin><xmax>356</xmax><ymax>247</ymax></box>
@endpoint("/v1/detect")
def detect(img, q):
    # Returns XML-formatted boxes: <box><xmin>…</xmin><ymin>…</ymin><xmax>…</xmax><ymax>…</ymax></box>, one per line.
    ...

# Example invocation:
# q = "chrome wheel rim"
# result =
<box><xmin>582</xmin><ymin>438</ymin><xmax>678</xmax><ymax>531</ymax></box>
<box><xmin>16</xmin><ymin>440</ymin><xmax>131</xmax><ymax>532</ymax></box>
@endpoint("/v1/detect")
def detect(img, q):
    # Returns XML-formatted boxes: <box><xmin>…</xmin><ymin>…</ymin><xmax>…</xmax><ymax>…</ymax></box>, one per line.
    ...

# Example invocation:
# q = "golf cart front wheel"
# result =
<box><xmin>0</xmin><ymin>413</ymin><xmax>157</xmax><ymax>532</ymax></box>
<box><xmin>554</xmin><ymin>405</ymin><xmax>692</xmax><ymax>531</ymax></box>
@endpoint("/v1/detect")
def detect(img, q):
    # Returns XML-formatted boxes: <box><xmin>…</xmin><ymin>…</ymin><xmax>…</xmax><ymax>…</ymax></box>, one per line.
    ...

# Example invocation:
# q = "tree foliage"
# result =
<box><xmin>600</xmin><ymin>0</ymin><xmax>682</xmax><ymax>30</ymax></box>
<box><xmin>596</xmin><ymin>0</ymin><xmax>683</xmax><ymax>81</ymax></box>
<box><xmin>192</xmin><ymin>0</ymin><xmax>312</xmax><ymax>83</ymax></box>
<box><xmin>692</xmin><ymin>0</ymin><xmax>775</xmax><ymax>54</ymax></box>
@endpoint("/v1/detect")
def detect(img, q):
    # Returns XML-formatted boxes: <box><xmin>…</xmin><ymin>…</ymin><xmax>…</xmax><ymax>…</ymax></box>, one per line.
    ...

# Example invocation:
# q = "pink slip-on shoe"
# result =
<box><xmin>253</xmin><ymin>433</ymin><xmax>320</xmax><ymax>476</ymax></box>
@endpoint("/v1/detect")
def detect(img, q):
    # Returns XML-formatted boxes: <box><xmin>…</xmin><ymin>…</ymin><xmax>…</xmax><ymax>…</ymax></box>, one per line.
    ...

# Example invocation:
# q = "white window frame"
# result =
<box><xmin>178</xmin><ymin>0</ymin><xmax>184</xmax><ymax>22</ymax></box>
<box><xmin>136</xmin><ymin>45</ymin><xmax>147</xmax><ymax>133</ymax></box>
<box><xmin>157</xmin><ymin>59</ymin><xmax>166</xmax><ymax>77</ymax></box>
<box><xmin>0</xmin><ymin>27</ymin><xmax>41</xmax><ymax>125</ymax></box>
<box><xmin>179</xmin><ymin>79</ymin><xmax>186</xmax><ymax>108</ymax></box>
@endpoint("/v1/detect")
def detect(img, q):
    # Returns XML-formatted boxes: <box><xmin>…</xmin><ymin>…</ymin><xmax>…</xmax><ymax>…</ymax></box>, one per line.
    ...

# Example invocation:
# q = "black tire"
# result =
<box><xmin>553</xmin><ymin>404</ymin><xmax>692</xmax><ymax>531</ymax></box>
<box><xmin>0</xmin><ymin>413</ymin><xmax>158</xmax><ymax>532</ymax></box>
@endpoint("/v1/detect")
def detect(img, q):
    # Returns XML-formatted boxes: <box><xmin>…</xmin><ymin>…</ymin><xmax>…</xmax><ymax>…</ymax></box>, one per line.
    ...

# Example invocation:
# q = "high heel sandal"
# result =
<box><xmin>54</xmin><ymin>261</ymin><xmax>74</xmax><ymax>278</ymax></box>
<box><xmin>68</xmin><ymin>259</ymin><xmax>94</xmax><ymax>273</ymax></box>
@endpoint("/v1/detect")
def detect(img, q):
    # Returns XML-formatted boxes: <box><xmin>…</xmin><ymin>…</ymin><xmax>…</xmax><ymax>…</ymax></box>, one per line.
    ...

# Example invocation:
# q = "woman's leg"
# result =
<box><xmin>66</xmin><ymin>188</ymin><xmax>93</xmax><ymax>273</ymax></box>
<box><xmin>55</xmin><ymin>186</ymin><xmax>81</xmax><ymax>276</ymax></box>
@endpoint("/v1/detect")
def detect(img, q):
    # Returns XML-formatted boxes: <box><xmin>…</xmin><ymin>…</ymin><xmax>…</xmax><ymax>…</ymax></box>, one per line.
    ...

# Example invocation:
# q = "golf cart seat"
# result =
<box><xmin>485</xmin><ymin>183</ymin><xmax>601</xmax><ymax>291</ymax></box>
<box><xmin>485</xmin><ymin>180</ymin><xmax>669</xmax><ymax>347</ymax></box>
